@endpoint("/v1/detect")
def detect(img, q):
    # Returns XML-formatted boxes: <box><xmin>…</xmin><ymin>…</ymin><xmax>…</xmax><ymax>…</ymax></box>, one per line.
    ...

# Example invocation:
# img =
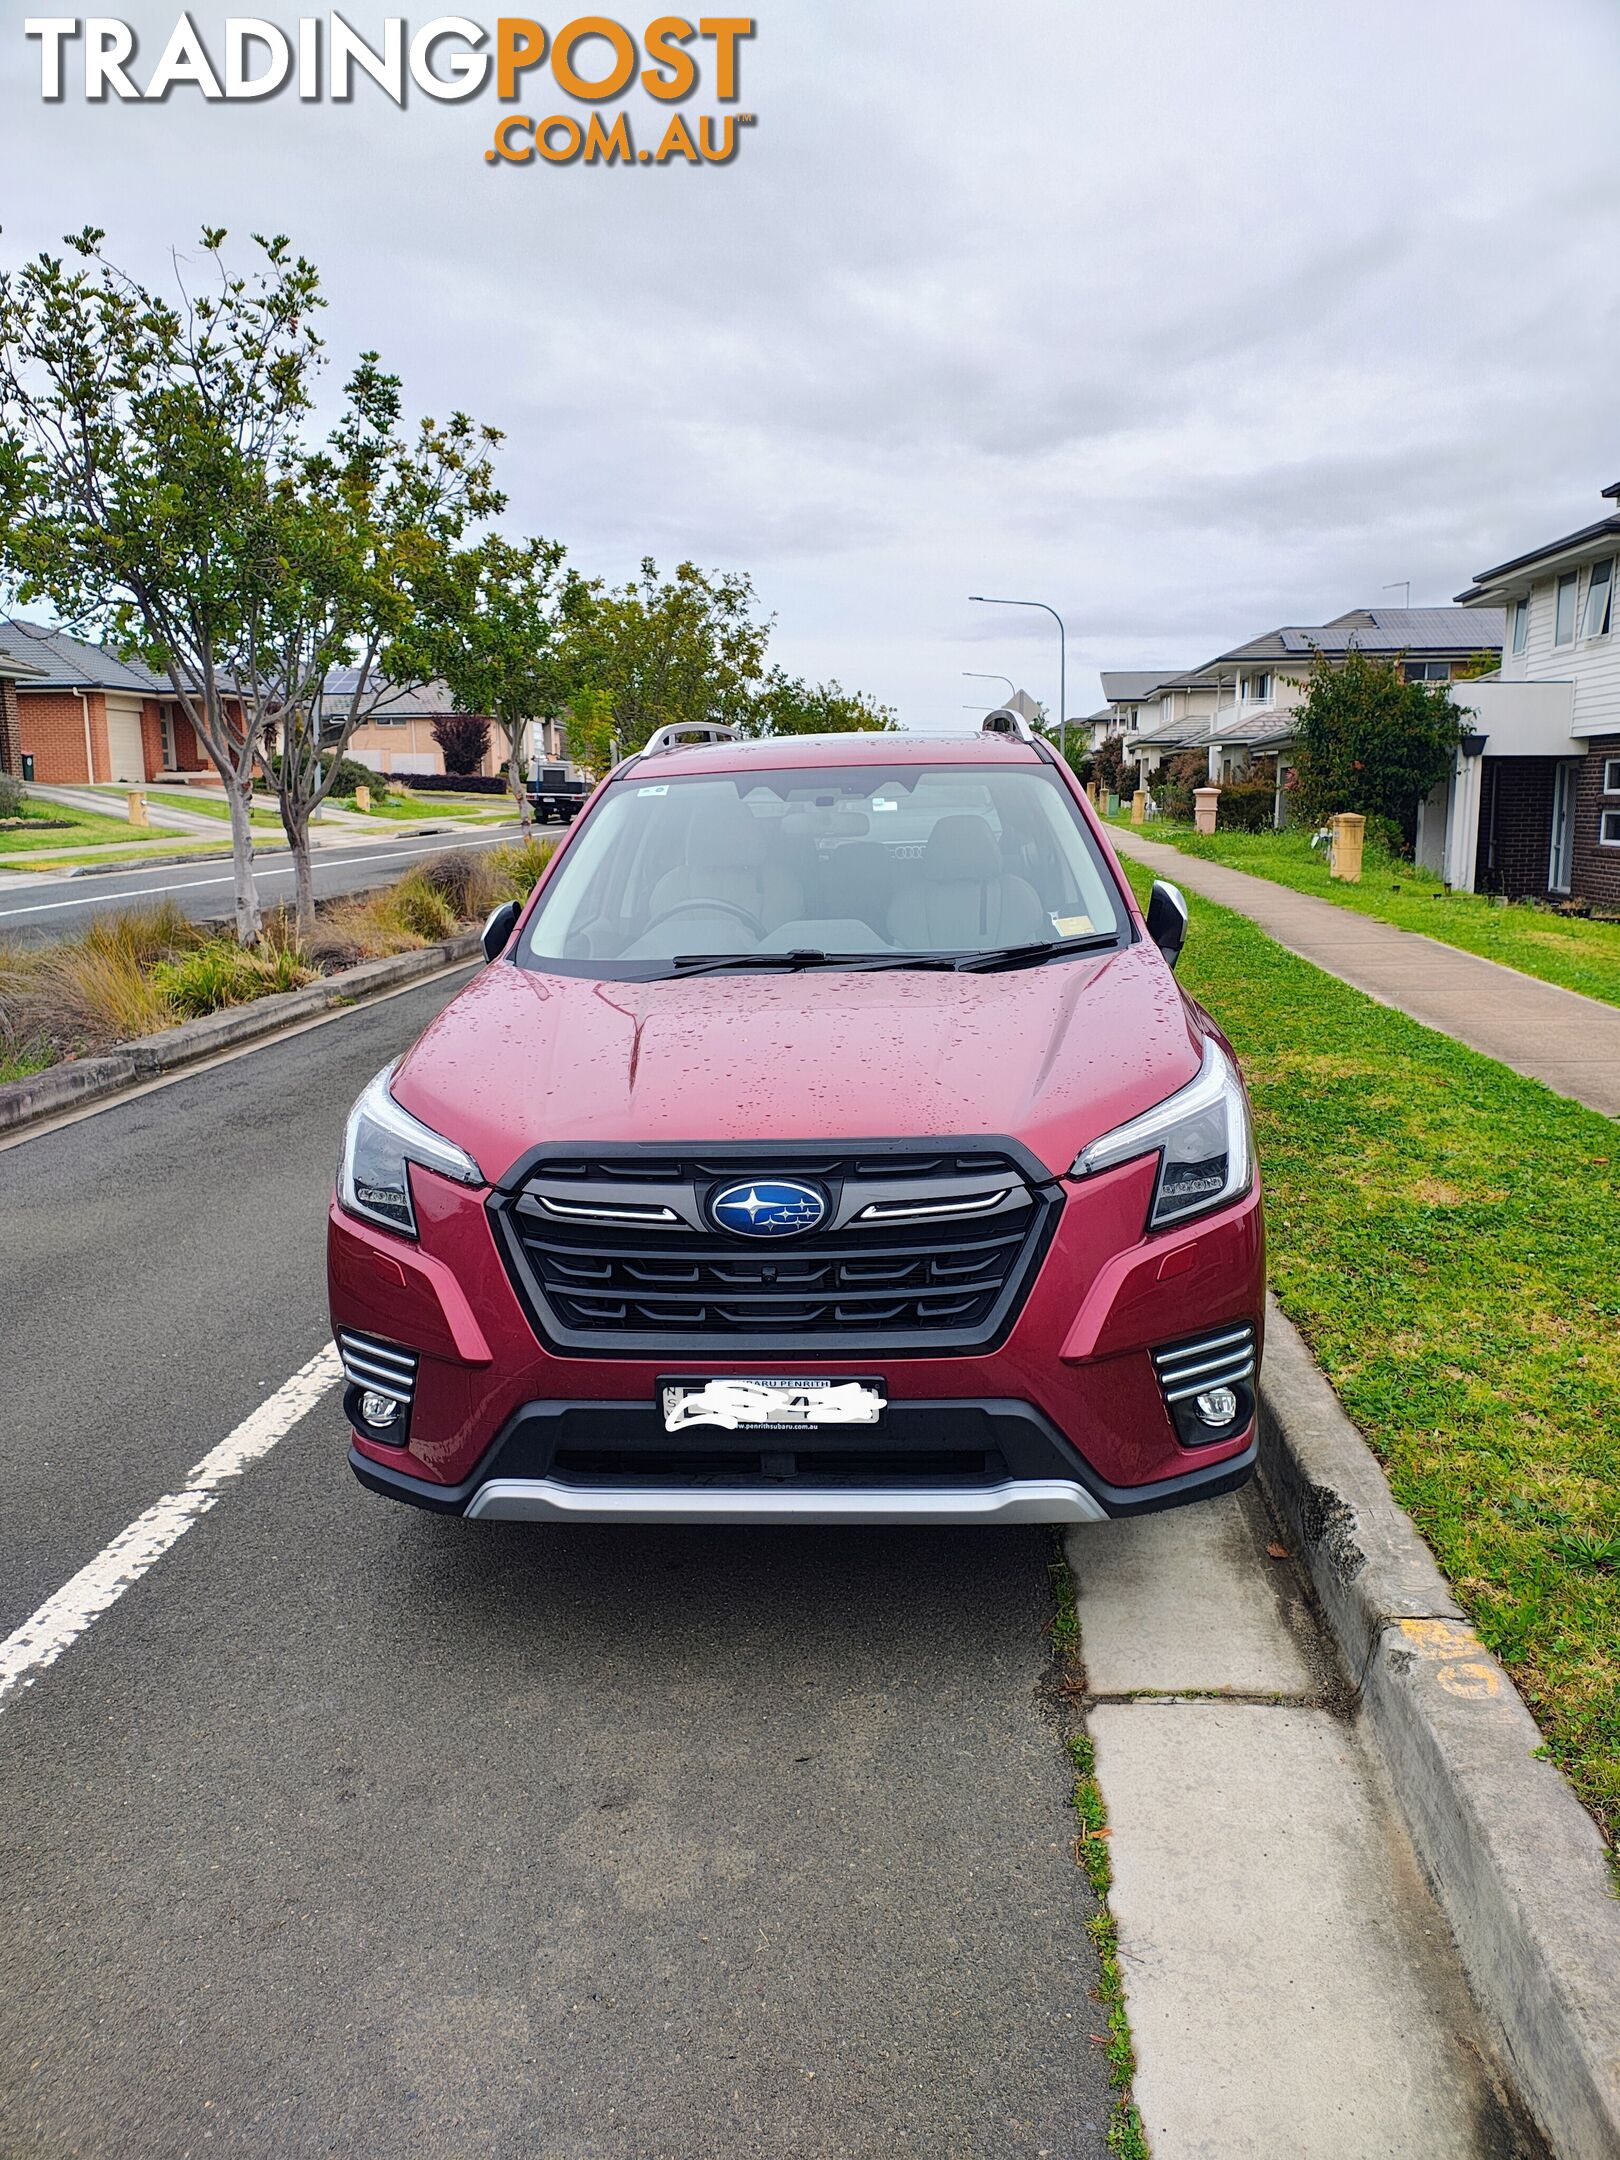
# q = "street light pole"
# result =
<box><xmin>963</xmin><ymin>670</ymin><xmax>1016</xmax><ymax>710</ymax></box>
<box><xmin>968</xmin><ymin>596</ymin><xmax>1067</xmax><ymax>763</ymax></box>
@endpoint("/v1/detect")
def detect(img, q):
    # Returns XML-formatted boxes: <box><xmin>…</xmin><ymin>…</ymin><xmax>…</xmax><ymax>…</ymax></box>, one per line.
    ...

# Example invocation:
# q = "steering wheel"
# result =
<box><xmin>638</xmin><ymin>896</ymin><xmax>768</xmax><ymax>941</ymax></box>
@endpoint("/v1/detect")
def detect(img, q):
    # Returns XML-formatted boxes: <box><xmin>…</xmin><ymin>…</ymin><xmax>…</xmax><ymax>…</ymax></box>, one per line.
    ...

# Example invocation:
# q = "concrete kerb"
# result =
<box><xmin>1257</xmin><ymin>1294</ymin><xmax>1620</xmax><ymax>2159</ymax></box>
<box><xmin>0</xmin><ymin>932</ymin><xmax>483</xmax><ymax>1135</ymax></box>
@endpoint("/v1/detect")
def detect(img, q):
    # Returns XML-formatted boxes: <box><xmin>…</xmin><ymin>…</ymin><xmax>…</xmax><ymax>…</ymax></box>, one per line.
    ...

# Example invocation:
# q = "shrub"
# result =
<box><xmin>486</xmin><ymin>837</ymin><xmax>555</xmax><ymax>904</ymax></box>
<box><xmin>1214</xmin><ymin>775</ymin><xmax>1277</xmax><ymax>833</ymax></box>
<box><xmin>1157</xmin><ymin>751</ymin><xmax>1209</xmax><ymax>822</ymax></box>
<box><xmin>432</xmin><ymin>712</ymin><xmax>492</xmax><ymax>776</ymax></box>
<box><xmin>402</xmin><ymin>771</ymin><xmax>508</xmax><ymax>795</ymax></box>
<box><xmin>151</xmin><ymin>941</ymin><xmax>312</xmax><ymax>1018</ymax></box>
<box><xmin>1290</xmin><ymin>646</ymin><xmax>1464</xmax><ymax>842</ymax></box>
<box><xmin>417</xmin><ymin>847</ymin><xmax>498</xmax><ymax>921</ymax></box>
<box><xmin>377</xmin><ymin>872</ymin><xmax>458</xmax><ymax>944</ymax></box>
<box><xmin>34</xmin><ymin>940</ymin><xmax>177</xmax><ymax>1046</ymax></box>
<box><xmin>0</xmin><ymin>773</ymin><xmax>25</xmax><ymax>819</ymax></box>
<box><xmin>256</xmin><ymin>751</ymin><xmax>383</xmax><ymax>801</ymax></box>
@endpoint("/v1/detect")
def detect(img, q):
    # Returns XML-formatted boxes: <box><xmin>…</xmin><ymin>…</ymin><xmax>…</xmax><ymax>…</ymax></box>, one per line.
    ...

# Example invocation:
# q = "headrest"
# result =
<box><xmin>920</xmin><ymin>815</ymin><xmax>1000</xmax><ymax>882</ymax></box>
<box><xmin>688</xmin><ymin>797</ymin><xmax>765</xmax><ymax>868</ymax></box>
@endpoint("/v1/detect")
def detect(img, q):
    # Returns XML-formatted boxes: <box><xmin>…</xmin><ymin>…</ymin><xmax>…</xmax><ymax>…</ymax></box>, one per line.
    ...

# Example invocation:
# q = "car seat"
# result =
<box><xmin>646</xmin><ymin>798</ymin><xmax>804</xmax><ymax>930</ymax></box>
<box><xmin>886</xmin><ymin>815</ymin><xmax>1049</xmax><ymax>950</ymax></box>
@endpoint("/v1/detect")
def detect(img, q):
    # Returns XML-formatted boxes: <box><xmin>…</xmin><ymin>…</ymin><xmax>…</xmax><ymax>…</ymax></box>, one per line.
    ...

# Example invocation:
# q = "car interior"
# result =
<box><xmin>522</xmin><ymin>766</ymin><xmax>1125</xmax><ymax>966</ymax></box>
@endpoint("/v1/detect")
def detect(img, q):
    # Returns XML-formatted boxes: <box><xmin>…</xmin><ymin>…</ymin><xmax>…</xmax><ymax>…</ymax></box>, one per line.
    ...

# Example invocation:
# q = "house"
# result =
<box><xmin>0</xmin><ymin>642</ymin><xmax>48</xmax><ymax>776</ymax></box>
<box><xmin>1090</xmin><ymin>671</ymin><xmax>1193</xmax><ymax>753</ymax></box>
<box><xmin>0</xmin><ymin>618</ymin><xmax>213</xmax><ymax>786</ymax></box>
<box><xmin>1450</xmin><ymin>482</ymin><xmax>1620</xmax><ymax>907</ymax></box>
<box><xmin>1118</xmin><ymin>605</ymin><xmax>1505</xmax><ymax>819</ymax></box>
<box><xmin>333</xmin><ymin>671</ymin><xmax>565</xmax><ymax>780</ymax></box>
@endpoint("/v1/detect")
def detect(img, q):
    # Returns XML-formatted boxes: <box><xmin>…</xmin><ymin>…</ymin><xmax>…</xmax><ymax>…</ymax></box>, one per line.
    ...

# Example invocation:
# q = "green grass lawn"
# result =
<box><xmin>331</xmin><ymin>790</ymin><xmax>510</xmax><ymax>822</ymax></box>
<box><xmin>0</xmin><ymin>801</ymin><xmax>175</xmax><ymax>853</ymax></box>
<box><xmin>1108</xmin><ymin>814</ymin><xmax>1620</xmax><ymax>1009</ymax></box>
<box><xmin>1120</xmin><ymin>858</ymin><xmax>1620</xmax><ymax>1846</ymax></box>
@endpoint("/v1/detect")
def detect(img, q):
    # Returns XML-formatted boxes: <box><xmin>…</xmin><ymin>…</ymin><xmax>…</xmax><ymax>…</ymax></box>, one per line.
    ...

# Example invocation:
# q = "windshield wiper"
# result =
<box><xmin>662</xmin><ymin>949</ymin><xmax>959</xmax><ymax>978</ymax></box>
<box><xmin>952</xmin><ymin>933</ymin><xmax>1120</xmax><ymax>973</ymax></box>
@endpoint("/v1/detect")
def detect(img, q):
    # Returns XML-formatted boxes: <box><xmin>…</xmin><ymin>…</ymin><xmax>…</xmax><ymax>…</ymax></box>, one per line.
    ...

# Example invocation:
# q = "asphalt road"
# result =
<box><xmin>0</xmin><ymin>972</ymin><xmax>1112</xmax><ymax>2159</ymax></box>
<box><xmin>0</xmin><ymin>823</ymin><xmax>527</xmax><ymax>944</ymax></box>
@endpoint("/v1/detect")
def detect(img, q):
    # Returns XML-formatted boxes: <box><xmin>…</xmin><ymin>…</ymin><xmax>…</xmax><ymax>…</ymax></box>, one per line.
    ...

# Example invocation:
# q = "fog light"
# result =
<box><xmin>360</xmin><ymin>1390</ymin><xmax>401</xmax><ymax>1429</ymax></box>
<box><xmin>1194</xmin><ymin>1386</ymin><xmax>1238</xmax><ymax>1426</ymax></box>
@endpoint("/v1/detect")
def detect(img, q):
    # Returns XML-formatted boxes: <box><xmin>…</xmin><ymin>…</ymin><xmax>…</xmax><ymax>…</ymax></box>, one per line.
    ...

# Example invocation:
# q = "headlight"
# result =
<box><xmin>337</xmin><ymin>1063</ymin><xmax>484</xmax><ymax>1237</ymax></box>
<box><xmin>1072</xmin><ymin>1036</ymin><xmax>1252</xmax><ymax>1230</ymax></box>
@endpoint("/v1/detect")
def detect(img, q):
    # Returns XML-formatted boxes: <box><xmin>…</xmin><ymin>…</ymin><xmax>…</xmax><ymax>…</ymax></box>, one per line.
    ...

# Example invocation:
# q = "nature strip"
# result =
<box><xmin>1257</xmin><ymin>1300</ymin><xmax>1620</xmax><ymax>2160</ymax></box>
<box><xmin>0</xmin><ymin>932</ymin><xmax>483</xmax><ymax>1137</ymax></box>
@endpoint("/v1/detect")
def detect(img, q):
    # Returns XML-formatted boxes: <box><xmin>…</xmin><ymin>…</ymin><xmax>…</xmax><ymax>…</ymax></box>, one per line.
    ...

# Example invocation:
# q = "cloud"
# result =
<box><xmin>3</xmin><ymin>0</ymin><xmax>1618</xmax><ymax>721</ymax></box>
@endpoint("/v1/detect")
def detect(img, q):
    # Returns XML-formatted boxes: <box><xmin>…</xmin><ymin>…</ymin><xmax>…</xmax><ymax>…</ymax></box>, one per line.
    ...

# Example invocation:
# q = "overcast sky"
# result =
<box><xmin>4</xmin><ymin>0</ymin><xmax>1618</xmax><ymax>728</ymax></box>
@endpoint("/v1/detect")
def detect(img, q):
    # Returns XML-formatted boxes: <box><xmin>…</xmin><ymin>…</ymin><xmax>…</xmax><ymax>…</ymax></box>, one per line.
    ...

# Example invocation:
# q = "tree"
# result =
<box><xmin>553</xmin><ymin>558</ymin><xmax>771</xmax><ymax>766</ymax></box>
<box><xmin>433</xmin><ymin>711</ymin><xmax>491</xmax><ymax>775</ymax></box>
<box><xmin>399</xmin><ymin>534</ymin><xmax>584</xmax><ymax>833</ymax></box>
<box><xmin>0</xmin><ymin>230</ymin><xmax>503</xmax><ymax>942</ymax></box>
<box><xmin>743</xmin><ymin>668</ymin><xmax>896</xmax><ymax>737</ymax></box>
<box><xmin>264</xmin><ymin>361</ymin><xmax>503</xmax><ymax>934</ymax></box>
<box><xmin>0</xmin><ymin>226</ymin><xmax>325</xmax><ymax>941</ymax></box>
<box><xmin>1289</xmin><ymin>645</ymin><xmax>1465</xmax><ymax>843</ymax></box>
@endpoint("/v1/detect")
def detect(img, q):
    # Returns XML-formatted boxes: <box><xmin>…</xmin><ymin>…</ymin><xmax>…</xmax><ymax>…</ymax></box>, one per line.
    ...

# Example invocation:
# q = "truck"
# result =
<box><xmin>527</xmin><ymin>762</ymin><xmax>589</xmax><ymax>824</ymax></box>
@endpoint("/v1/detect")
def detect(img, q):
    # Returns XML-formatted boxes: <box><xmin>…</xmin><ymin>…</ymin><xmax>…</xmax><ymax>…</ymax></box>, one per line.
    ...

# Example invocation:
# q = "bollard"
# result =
<box><xmin>1131</xmin><ymin>790</ymin><xmax>1147</xmax><ymax>826</ymax></box>
<box><xmin>127</xmin><ymin>790</ymin><xmax>148</xmax><ymax>827</ymax></box>
<box><xmin>1193</xmin><ymin>786</ymin><xmax>1221</xmax><ymax>835</ymax></box>
<box><xmin>1106</xmin><ymin>792</ymin><xmax>1119</xmax><ymax>816</ymax></box>
<box><xmin>1330</xmin><ymin>812</ymin><xmax>1365</xmax><ymax>882</ymax></box>
<box><xmin>355</xmin><ymin>784</ymin><xmax>371</xmax><ymax>812</ymax></box>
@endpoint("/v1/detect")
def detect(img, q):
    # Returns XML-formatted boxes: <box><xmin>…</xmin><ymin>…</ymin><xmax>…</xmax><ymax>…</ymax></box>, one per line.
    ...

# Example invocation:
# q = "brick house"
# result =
<box><xmin>1453</xmin><ymin>482</ymin><xmax>1620</xmax><ymax>907</ymax></box>
<box><xmin>0</xmin><ymin>618</ymin><xmax>212</xmax><ymax>786</ymax></box>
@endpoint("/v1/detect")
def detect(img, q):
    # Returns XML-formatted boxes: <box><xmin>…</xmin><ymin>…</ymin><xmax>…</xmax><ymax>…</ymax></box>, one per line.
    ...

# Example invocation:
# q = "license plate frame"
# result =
<box><xmin>659</xmin><ymin>1375</ymin><xmax>886</xmax><ymax>1433</ymax></box>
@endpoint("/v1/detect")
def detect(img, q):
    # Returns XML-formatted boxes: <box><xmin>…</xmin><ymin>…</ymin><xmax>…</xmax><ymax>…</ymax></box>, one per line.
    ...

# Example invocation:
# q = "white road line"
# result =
<box><xmin>0</xmin><ymin>828</ymin><xmax>521</xmax><ymax>920</ymax></box>
<box><xmin>0</xmin><ymin>1343</ymin><xmax>343</xmax><ymax>1714</ymax></box>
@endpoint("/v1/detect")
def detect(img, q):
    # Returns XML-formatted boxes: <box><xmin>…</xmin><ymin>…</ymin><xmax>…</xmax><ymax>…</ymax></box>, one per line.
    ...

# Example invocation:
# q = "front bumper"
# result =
<box><xmin>331</xmin><ymin>1149</ymin><xmax>1265</xmax><ymax>1524</ymax></box>
<box><xmin>348</xmin><ymin>1395</ymin><xmax>1258</xmax><ymax>1523</ymax></box>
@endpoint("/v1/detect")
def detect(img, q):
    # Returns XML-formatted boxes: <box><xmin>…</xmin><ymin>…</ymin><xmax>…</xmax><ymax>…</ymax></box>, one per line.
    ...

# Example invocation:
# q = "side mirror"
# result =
<box><xmin>482</xmin><ymin>899</ymin><xmax>521</xmax><ymax>962</ymax></box>
<box><xmin>1145</xmin><ymin>879</ymin><xmax>1188</xmax><ymax>970</ymax></box>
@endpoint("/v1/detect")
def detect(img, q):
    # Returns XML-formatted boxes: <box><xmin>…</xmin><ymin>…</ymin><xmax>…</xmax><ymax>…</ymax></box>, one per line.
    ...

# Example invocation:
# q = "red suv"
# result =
<box><xmin>330</xmin><ymin>722</ymin><xmax>1263</xmax><ymax>1523</ymax></box>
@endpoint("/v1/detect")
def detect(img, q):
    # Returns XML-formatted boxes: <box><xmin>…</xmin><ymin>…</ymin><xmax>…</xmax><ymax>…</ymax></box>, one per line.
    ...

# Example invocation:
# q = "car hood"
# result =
<box><xmin>392</xmin><ymin>948</ymin><xmax>1205</xmax><ymax>1184</ymax></box>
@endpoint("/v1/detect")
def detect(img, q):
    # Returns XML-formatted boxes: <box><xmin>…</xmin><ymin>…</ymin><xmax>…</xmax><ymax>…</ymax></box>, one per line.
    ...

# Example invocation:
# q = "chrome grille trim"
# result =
<box><xmin>1152</xmin><ymin>1324</ymin><xmax>1257</xmax><ymax>1406</ymax></box>
<box><xmin>338</xmin><ymin>1331</ymin><xmax>419</xmax><ymax>1404</ymax></box>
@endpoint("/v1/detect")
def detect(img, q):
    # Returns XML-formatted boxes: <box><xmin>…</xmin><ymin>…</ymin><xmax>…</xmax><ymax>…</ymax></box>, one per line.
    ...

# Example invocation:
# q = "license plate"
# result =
<box><xmin>660</xmin><ymin>1376</ymin><xmax>886</xmax><ymax>1433</ymax></box>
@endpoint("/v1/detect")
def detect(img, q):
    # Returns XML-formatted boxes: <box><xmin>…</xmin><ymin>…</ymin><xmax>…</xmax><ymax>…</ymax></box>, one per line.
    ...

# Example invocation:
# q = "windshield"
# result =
<box><xmin>519</xmin><ymin>761</ymin><xmax>1128</xmax><ymax>977</ymax></box>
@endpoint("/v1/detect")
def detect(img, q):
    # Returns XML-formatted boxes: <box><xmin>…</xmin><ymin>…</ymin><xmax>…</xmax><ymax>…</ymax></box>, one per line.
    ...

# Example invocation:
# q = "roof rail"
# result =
<box><xmin>641</xmin><ymin>721</ymin><xmax>741</xmax><ymax>756</ymax></box>
<box><xmin>982</xmin><ymin>707</ymin><xmax>1037</xmax><ymax>742</ymax></box>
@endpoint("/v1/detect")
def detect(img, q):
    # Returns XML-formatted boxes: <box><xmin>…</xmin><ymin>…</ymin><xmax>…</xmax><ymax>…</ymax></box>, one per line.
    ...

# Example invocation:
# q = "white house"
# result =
<box><xmin>1447</xmin><ymin>482</ymin><xmax>1620</xmax><ymax>906</ymax></box>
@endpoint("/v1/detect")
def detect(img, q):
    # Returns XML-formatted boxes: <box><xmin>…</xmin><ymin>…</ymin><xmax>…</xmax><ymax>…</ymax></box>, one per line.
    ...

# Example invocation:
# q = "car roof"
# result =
<box><xmin>619</xmin><ymin>730</ymin><xmax>1045</xmax><ymax>778</ymax></box>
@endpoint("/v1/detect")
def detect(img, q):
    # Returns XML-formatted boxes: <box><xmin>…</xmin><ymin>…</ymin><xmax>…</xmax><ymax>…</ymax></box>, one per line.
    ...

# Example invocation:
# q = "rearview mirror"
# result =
<box><xmin>482</xmin><ymin>899</ymin><xmax>521</xmax><ymax>962</ymax></box>
<box><xmin>1146</xmin><ymin>880</ymin><xmax>1187</xmax><ymax>970</ymax></box>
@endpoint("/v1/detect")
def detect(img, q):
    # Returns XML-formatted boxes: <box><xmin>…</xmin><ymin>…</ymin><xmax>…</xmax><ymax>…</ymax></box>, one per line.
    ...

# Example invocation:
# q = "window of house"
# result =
<box><xmin>1583</xmin><ymin>558</ymin><xmax>1614</xmax><ymax>640</ymax></box>
<box><xmin>1243</xmin><ymin>672</ymin><xmax>1272</xmax><ymax>702</ymax></box>
<box><xmin>159</xmin><ymin>707</ymin><xmax>177</xmax><ymax>769</ymax></box>
<box><xmin>1403</xmin><ymin>661</ymin><xmax>1452</xmax><ymax>682</ymax></box>
<box><xmin>1554</xmin><ymin>572</ymin><xmax>1579</xmax><ymax>646</ymax></box>
<box><xmin>1601</xmin><ymin>809</ymin><xmax>1620</xmax><ymax>848</ymax></box>
<box><xmin>1511</xmin><ymin>599</ymin><xmax>1530</xmax><ymax>655</ymax></box>
<box><xmin>1603</xmin><ymin>758</ymin><xmax>1620</xmax><ymax>794</ymax></box>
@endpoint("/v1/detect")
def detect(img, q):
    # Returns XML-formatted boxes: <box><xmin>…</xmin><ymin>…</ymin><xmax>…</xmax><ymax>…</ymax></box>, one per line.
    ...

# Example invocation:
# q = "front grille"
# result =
<box><xmin>490</xmin><ymin>1144</ymin><xmax>1060</xmax><ymax>1356</ymax></box>
<box><xmin>1151</xmin><ymin>1323</ymin><xmax>1257</xmax><ymax>1405</ymax></box>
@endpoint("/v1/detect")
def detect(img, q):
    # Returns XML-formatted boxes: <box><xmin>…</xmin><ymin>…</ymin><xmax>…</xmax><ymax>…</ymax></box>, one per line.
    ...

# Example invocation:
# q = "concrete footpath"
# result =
<box><xmin>1068</xmin><ymin>1490</ymin><xmax>1540</xmax><ymax>2158</ymax></box>
<box><xmin>1109</xmin><ymin>826</ymin><xmax>1620</xmax><ymax>1117</ymax></box>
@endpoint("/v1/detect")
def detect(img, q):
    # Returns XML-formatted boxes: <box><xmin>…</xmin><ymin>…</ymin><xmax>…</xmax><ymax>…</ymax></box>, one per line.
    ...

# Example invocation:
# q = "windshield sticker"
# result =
<box><xmin>1051</xmin><ymin>913</ymin><xmax>1095</xmax><ymax>937</ymax></box>
<box><xmin>637</xmin><ymin>784</ymin><xmax>669</xmax><ymax>796</ymax></box>
<box><xmin>871</xmin><ymin>798</ymin><xmax>898</xmax><ymax>812</ymax></box>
